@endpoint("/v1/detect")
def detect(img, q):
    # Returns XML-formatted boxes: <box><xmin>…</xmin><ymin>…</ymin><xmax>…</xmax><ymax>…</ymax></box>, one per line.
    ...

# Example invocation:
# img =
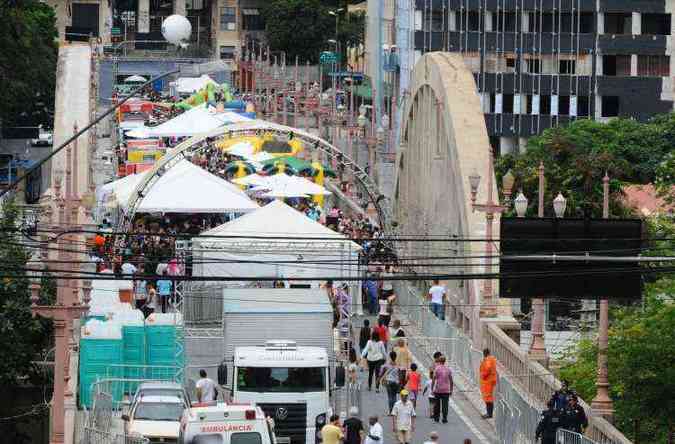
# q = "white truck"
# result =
<box><xmin>215</xmin><ymin>288</ymin><xmax>344</xmax><ymax>444</ymax></box>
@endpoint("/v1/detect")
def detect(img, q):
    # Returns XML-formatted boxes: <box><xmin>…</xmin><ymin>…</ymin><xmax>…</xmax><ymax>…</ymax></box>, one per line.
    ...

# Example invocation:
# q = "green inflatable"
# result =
<box><xmin>177</xmin><ymin>83</ymin><xmax>234</xmax><ymax>110</ymax></box>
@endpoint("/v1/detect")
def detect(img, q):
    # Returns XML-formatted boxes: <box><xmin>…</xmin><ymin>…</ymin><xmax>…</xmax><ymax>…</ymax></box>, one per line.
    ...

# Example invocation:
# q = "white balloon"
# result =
<box><xmin>161</xmin><ymin>15</ymin><xmax>192</xmax><ymax>46</ymax></box>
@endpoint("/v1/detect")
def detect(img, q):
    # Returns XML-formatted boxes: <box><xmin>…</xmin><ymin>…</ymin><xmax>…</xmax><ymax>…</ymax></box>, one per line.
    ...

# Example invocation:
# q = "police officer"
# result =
<box><xmin>563</xmin><ymin>395</ymin><xmax>588</xmax><ymax>434</ymax></box>
<box><xmin>536</xmin><ymin>400</ymin><xmax>563</xmax><ymax>444</ymax></box>
<box><xmin>551</xmin><ymin>380</ymin><xmax>573</xmax><ymax>411</ymax></box>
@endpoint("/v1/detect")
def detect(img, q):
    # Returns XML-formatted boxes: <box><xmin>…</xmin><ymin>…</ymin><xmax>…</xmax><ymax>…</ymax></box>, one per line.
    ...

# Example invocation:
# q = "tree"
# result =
<box><xmin>262</xmin><ymin>0</ymin><xmax>334</xmax><ymax>64</ymax></box>
<box><xmin>495</xmin><ymin>116</ymin><xmax>675</xmax><ymax>217</ymax></box>
<box><xmin>0</xmin><ymin>198</ymin><xmax>53</xmax><ymax>387</ymax></box>
<box><xmin>0</xmin><ymin>0</ymin><xmax>57</xmax><ymax>127</ymax></box>
<box><xmin>557</xmin><ymin>216</ymin><xmax>675</xmax><ymax>444</ymax></box>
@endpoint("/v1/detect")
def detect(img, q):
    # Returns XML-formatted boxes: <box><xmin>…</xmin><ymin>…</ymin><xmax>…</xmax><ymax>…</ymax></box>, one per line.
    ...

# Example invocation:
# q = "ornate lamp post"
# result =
<box><xmin>468</xmin><ymin>151</ymin><xmax>514</xmax><ymax>318</ymax></box>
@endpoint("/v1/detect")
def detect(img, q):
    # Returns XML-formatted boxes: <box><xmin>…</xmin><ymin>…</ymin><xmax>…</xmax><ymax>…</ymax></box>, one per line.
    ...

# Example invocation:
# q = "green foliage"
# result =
<box><xmin>0</xmin><ymin>0</ymin><xmax>57</xmax><ymax>127</ymax></box>
<box><xmin>0</xmin><ymin>198</ymin><xmax>53</xmax><ymax>386</ymax></box>
<box><xmin>262</xmin><ymin>0</ymin><xmax>334</xmax><ymax>64</ymax></box>
<box><xmin>495</xmin><ymin>115</ymin><xmax>675</xmax><ymax>218</ymax></box>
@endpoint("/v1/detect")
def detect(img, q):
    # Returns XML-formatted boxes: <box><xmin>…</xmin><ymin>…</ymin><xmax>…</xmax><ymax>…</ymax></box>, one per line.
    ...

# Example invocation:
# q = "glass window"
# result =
<box><xmin>220</xmin><ymin>46</ymin><xmax>236</xmax><ymax>60</ymax></box>
<box><xmin>195</xmin><ymin>434</ymin><xmax>224</xmax><ymax>444</ymax></box>
<box><xmin>133</xmin><ymin>402</ymin><xmax>184</xmax><ymax>421</ymax></box>
<box><xmin>231</xmin><ymin>432</ymin><xmax>263</xmax><ymax>444</ymax></box>
<box><xmin>220</xmin><ymin>7</ymin><xmax>237</xmax><ymax>31</ymax></box>
<box><xmin>237</xmin><ymin>367</ymin><xmax>326</xmax><ymax>393</ymax></box>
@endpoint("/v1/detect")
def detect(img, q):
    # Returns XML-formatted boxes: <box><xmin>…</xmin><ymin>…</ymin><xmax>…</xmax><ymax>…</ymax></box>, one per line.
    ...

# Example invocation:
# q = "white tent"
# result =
<box><xmin>235</xmin><ymin>173</ymin><xmax>332</xmax><ymax>197</ymax></box>
<box><xmin>133</xmin><ymin>160</ymin><xmax>259</xmax><ymax>213</ymax></box>
<box><xmin>192</xmin><ymin>201</ymin><xmax>361</xmax><ymax>294</ymax></box>
<box><xmin>226</xmin><ymin>141</ymin><xmax>275</xmax><ymax>163</ymax></box>
<box><xmin>126</xmin><ymin>104</ymin><xmax>252</xmax><ymax>138</ymax></box>
<box><xmin>173</xmin><ymin>75</ymin><xmax>217</xmax><ymax>95</ymax></box>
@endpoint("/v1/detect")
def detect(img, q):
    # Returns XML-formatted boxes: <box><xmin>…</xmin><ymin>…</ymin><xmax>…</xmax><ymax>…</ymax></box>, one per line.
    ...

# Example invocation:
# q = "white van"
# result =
<box><xmin>179</xmin><ymin>403</ymin><xmax>277</xmax><ymax>444</ymax></box>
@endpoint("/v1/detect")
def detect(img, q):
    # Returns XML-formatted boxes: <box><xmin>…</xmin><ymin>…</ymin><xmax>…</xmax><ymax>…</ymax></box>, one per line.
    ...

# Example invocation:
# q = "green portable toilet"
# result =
<box><xmin>145</xmin><ymin>313</ymin><xmax>184</xmax><ymax>382</ymax></box>
<box><xmin>114</xmin><ymin>309</ymin><xmax>146</xmax><ymax>393</ymax></box>
<box><xmin>79</xmin><ymin>319</ymin><xmax>123</xmax><ymax>408</ymax></box>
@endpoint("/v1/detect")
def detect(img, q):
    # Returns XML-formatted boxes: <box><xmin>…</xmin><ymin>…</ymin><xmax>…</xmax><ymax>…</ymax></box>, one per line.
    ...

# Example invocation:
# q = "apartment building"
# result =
<box><xmin>408</xmin><ymin>0</ymin><xmax>675</xmax><ymax>154</ymax></box>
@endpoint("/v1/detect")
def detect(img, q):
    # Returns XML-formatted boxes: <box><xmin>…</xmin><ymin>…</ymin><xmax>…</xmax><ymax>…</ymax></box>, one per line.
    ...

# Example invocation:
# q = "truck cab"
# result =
<box><xmin>180</xmin><ymin>403</ymin><xmax>276</xmax><ymax>444</ymax></box>
<box><xmin>219</xmin><ymin>341</ymin><xmax>344</xmax><ymax>444</ymax></box>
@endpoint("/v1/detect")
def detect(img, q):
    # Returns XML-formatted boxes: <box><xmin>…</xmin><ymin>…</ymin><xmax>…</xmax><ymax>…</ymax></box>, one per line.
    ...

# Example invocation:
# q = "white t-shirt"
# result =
<box><xmin>378</xmin><ymin>299</ymin><xmax>389</xmax><ymax>316</ymax></box>
<box><xmin>391</xmin><ymin>400</ymin><xmax>416</xmax><ymax>431</ymax></box>
<box><xmin>121</xmin><ymin>262</ymin><xmax>137</xmax><ymax>275</ymax></box>
<box><xmin>364</xmin><ymin>422</ymin><xmax>383</xmax><ymax>444</ymax></box>
<box><xmin>196</xmin><ymin>377</ymin><xmax>217</xmax><ymax>402</ymax></box>
<box><xmin>428</xmin><ymin>285</ymin><xmax>447</xmax><ymax>304</ymax></box>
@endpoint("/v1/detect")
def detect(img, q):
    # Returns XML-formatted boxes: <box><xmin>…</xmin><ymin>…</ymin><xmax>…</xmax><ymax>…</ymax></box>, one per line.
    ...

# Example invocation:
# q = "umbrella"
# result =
<box><xmin>223</xmin><ymin>161</ymin><xmax>256</xmax><ymax>178</ymax></box>
<box><xmin>297</xmin><ymin>161</ymin><xmax>338</xmax><ymax>205</ymax></box>
<box><xmin>262</xmin><ymin>161</ymin><xmax>298</xmax><ymax>176</ymax></box>
<box><xmin>125</xmin><ymin>75</ymin><xmax>147</xmax><ymax>83</ymax></box>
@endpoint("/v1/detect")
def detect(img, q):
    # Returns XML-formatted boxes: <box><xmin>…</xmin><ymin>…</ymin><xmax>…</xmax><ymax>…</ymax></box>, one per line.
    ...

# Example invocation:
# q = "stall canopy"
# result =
<box><xmin>192</xmin><ymin>200</ymin><xmax>361</xmax><ymax>288</ymax></box>
<box><xmin>98</xmin><ymin>159</ymin><xmax>259</xmax><ymax>214</ymax></box>
<box><xmin>173</xmin><ymin>75</ymin><xmax>218</xmax><ymax>95</ymax></box>
<box><xmin>240</xmin><ymin>173</ymin><xmax>332</xmax><ymax>197</ymax></box>
<box><xmin>126</xmin><ymin>104</ymin><xmax>252</xmax><ymax>138</ymax></box>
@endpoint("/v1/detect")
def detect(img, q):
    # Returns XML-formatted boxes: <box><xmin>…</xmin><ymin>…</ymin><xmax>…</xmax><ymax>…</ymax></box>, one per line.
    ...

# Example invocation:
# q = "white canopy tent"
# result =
<box><xmin>96</xmin><ymin>159</ymin><xmax>259</xmax><ymax>215</ymax></box>
<box><xmin>236</xmin><ymin>173</ymin><xmax>332</xmax><ymax>197</ymax></box>
<box><xmin>192</xmin><ymin>200</ymin><xmax>362</xmax><ymax>296</ymax></box>
<box><xmin>226</xmin><ymin>141</ymin><xmax>275</xmax><ymax>163</ymax></box>
<box><xmin>126</xmin><ymin>104</ymin><xmax>252</xmax><ymax>139</ymax></box>
<box><xmin>172</xmin><ymin>75</ymin><xmax>217</xmax><ymax>95</ymax></box>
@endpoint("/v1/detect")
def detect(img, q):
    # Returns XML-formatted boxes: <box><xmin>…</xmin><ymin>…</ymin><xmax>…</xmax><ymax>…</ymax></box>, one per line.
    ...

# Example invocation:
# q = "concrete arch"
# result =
<box><xmin>393</xmin><ymin>52</ymin><xmax>499</xmax><ymax>335</ymax></box>
<box><xmin>117</xmin><ymin>120</ymin><xmax>388</xmax><ymax>233</ymax></box>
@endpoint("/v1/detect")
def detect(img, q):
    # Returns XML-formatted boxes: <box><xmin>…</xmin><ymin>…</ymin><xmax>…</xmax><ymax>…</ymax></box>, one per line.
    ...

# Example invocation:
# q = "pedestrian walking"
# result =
<box><xmin>373</xmin><ymin>319</ymin><xmax>389</xmax><ymax>349</ymax></box>
<box><xmin>144</xmin><ymin>284</ymin><xmax>158</xmax><ymax>318</ymax></box>
<box><xmin>196</xmin><ymin>369</ymin><xmax>218</xmax><ymax>402</ymax></box>
<box><xmin>389</xmin><ymin>319</ymin><xmax>405</xmax><ymax>338</ymax></box>
<box><xmin>393</xmin><ymin>338</ymin><xmax>413</xmax><ymax>386</ymax></box>
<box><xmin>551</xmin><ymin>380</ymin><xmax>573</xmax><ymax>411</ymax></box>
<box><xmin>536</xmin><ymin>400</ymin><xmax>563</xmax><ymax>444</ymax></box>
<box><xmin>391</xmin><ymin>390</ymin><xmax>416</xmax><ymax>444</ymax></box>
<box><xmin>379</xmin><ymin>351</ymin><xmax>401</xmax><ymax>413</ymax></box>
<box><xmin>365</xmin><ymin>274</ymin><xmax>379</xmax><ymax>315</ymax></box>
<box><xmin>405</xmin><ymin>363</ymin><xmax>421</xmax><ymax>408</ymax></box>
<box><xmin>562</xmin><ymin>395</ymin><xmax>587</xmax><ymax>434</ymax></box>
<box><xmin>134</xmin><ymin>279</ymin><xmax>148</xmax><ymax>311</ymax></box>
<box><xmin>422</xmin><ymin>431</ymin><xmax>439</xmax><ymax>444</ymax></box>
<box><xmin>359</xmin><ymin>319</ymin><xmax>371</xmax><ymax>352</ymax></box>
<box><xmin>427</xmin><ymin>280</ymin><xmax>447</xmax><ymax>320</ymax></box>
<box><xmin>321</xmin><ymin>414</ymin><xmax>344</xmax><ymax>444</ymax></box>
<box><xmin>479</xmin><ymin>348</ymin><xmax>498</xmax><ymax>419</ymax></box>
<box><xmin>361</xmin><ymin>331</ymin><xmax>386</xmax><ymax>392</ymax></box>
<box><xmin>156</xmin><ymin>270</ymin><xmax>172</xmax><ymax>313</ymax></box>
<box><xmin>343</xmin><ymin>407</ymin><xmax>365</xmax><ymax>444</ymax></box>
<box><xmin>431</xmin><ymin>356</ymin><xmax>453</xmax><ymax>423</ymax></box>
<box><xmin>364</xmin><ymin>416</ymin><xmax>383</xmax><ymax>444</ymax></box>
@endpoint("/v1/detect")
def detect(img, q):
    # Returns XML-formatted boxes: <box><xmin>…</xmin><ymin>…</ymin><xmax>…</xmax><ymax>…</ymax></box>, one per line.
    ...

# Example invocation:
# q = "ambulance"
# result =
<box><xmin>179</xmin><ymin>402</ymin><xmax>278</xmax><ymax>444</ymax></box>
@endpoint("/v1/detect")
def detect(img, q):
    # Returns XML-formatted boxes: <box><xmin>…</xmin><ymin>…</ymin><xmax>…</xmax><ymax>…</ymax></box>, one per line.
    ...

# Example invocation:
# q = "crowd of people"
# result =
<box><xmin>536</xmin><ymin>381</ymin><xmax>588</xmax><ymax>444</ymax></box>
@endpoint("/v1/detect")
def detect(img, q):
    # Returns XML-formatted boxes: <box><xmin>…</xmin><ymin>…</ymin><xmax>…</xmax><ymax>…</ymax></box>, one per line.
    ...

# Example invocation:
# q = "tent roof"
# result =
<box><xmin>134</xmin><ymin>159</ymin><xmax>259</xmax><ymax>213</ymax></box>
<box><xmin>202</xmin><ymin>200</ymin><xmax>360</xmax><ymax>249</ymax></box>
<box><xmin>261</xmin><ymin>156</ymin><xmax>312</xmax><ymax>171</ymax></box>
<box><xmin>125</xmin><ymin>104</ymin><xmax>252</xmax><ymax>138</ymax></box>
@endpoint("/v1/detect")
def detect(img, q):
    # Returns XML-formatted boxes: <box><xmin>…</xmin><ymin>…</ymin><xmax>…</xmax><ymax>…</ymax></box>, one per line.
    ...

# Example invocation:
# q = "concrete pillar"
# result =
<box><xmin>597</xmin><ymin>12</ymin><xmax>604</xmax><ymax>35</ymax></box>
<box><xmin>631</xmin><ymin>54</ymin><xmax>638</xmax><ymax>76</ymax></box>
<box><xmin>174</xmin><ymin>0</ymin><xmax>187</xmax><ymax>17</ymax></box>
<box><xmin>595</xmin><ymin>94</ymin><xmax>603</xmax><ymax>119</ymax></box>
<box><xmin>632</xmin><ymin>12</ymin><xmax>641</xmax><ymax>35</ymax></box>
<box><xmin>449</xmin><ymin>11</ymin><xmax>457</xmax><ymax>31</ymax></box>
<box><xmin>522</xmin><ymin>12</ymin><xmax>530</xmax><ymax>32</ymax></box>
<box><xmin>138</xmin><ymin>0</ymin><xmax>150</xmax><ymax>33</ymax></box>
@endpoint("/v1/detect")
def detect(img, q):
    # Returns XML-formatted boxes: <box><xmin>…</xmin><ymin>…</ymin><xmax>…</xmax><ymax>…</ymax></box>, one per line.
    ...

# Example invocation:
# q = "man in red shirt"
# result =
<box><xmin>373</xmin><ymin>319</ymin><xmax>389</xmax><ymax>348</ymax></box>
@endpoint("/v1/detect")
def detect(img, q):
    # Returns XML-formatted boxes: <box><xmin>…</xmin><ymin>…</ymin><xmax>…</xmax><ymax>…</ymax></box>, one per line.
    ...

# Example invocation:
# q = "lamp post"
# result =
<box><xmin>529</xmin><ymin>161</ymin><xmax>548</xmax><ymax>362</ymax></box>
<box><xmin>468</xmin><ymin>149</ymin><xmax>514</xmax><ymax>318</ymax></box>
<box><xmin>592</xmin><ymin>172</ymin><xmax>614</xmax><ymax>419</ymax></box>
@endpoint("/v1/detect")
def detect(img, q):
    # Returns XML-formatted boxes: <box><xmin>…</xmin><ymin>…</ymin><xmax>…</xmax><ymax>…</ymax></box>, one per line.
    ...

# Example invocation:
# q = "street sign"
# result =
<box><xmin>320</xmin><ymin>51</ymin><xmax>339</xmax><ymax>65</ymax></box>
<box><xmin>111</xmin><ymin>27</ymin><xmax>121</xmax><ymax>36</ymax></box>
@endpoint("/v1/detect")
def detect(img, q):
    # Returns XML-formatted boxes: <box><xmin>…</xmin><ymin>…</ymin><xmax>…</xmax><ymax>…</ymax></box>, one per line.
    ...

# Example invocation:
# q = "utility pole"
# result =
<box><xmin>529</xmin><ymin>161</ymin><xmax>548</xmax><ymax>363</ymax></box>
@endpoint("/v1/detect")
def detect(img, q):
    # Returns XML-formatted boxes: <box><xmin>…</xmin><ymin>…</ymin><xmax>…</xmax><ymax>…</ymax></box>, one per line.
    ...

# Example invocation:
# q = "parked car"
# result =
<box><xmin>31</xmin><ymin>130</ymin><xmax>53</xmax><ymax>146</ymax></box>
<box><xmin>123</xmin><ymin>394</ymin><xmax>187</xmax><ymax>443</ymax></box>
<box><xmin>131</xmin><ymin>381</ymin><xmax>191</xmax><ymax>406</ymax></box>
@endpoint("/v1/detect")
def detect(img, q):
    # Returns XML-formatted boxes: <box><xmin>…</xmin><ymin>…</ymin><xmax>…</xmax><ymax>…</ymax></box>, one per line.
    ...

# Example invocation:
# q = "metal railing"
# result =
<box><xmin>557</xmin><ymin>429</ymin><xmax>600</xmax><ymax>444</ymax></box>
<box><xmin>80</xmin><ymin>426</ymin><xmax>149</xmax><ymax>444</ymax></box>
<box><xmin>332</xmin><ymin>382</ymin><xmax>363</xmax><ymax>420</ymax></box>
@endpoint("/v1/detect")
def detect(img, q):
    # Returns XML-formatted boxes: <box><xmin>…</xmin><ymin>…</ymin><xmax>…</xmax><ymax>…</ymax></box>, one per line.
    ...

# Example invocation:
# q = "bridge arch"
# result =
<box><xmin>394</xmin><ymin>52</ymin><xmax>499</xmax><ymax>335</ymax></box>
<box><xmin>117</xmin><ymin>120</ymin><xmax>389</xmax><ymax>233</ymax></box>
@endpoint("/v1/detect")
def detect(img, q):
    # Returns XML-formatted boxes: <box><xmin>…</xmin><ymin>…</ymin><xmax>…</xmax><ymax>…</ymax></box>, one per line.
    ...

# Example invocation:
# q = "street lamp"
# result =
<box><xmin>468</xmin><ymin>170</ymin><xmax>481</xmax><ymax>206</ymax></box>
<box><xmin>502</xmin><ymin>170</ymin><xmax>515</xmax><ymax>203</ymax></box>
<box><xmin>514</xmin><ymin>191</ymin><xmax>528</xmax><ymax>217</ymax></box>
<box><xmin>553</xmin><ymin>192</ymin><xmax>567</xmax><ymax>218</ymax></box>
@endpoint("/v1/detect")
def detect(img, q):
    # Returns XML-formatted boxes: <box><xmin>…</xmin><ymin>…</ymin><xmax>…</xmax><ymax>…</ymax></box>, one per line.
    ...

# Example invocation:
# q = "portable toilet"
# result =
<box><xmin>145</xmin><ymin>313</ymin><xmax>184</xmax><ymax>381</ymax></box>
<box><xmin>79</xmin><ymin>319</ymin><xmax>123</xmax><ymax>408</ymax></box>
<box><xmin>113</xmin><ymin>310</ymin><xmax>146</xmax><ymax>391</ymax></box>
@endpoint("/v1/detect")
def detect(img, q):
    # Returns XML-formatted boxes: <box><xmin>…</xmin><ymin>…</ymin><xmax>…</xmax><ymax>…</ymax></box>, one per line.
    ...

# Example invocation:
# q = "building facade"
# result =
<box><xmin>408</xmin><ymin>0</ymin><xmax>675</xmax><ymax>154</ymax></box>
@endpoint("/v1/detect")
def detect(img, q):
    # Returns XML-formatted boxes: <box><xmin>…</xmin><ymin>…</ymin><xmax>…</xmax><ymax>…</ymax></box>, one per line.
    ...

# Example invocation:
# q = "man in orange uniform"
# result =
<box><xmin>479</xmin><ymin>348</ymin><xmax>498</xmax><ymax>419</ymax></box>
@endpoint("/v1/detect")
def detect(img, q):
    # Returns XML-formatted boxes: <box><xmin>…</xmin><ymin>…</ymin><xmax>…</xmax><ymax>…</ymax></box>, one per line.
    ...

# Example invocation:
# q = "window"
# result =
<box><xmin>195</xmin><ymin>435</ymin><xmax>224</xmax><ymax>444</ymax></box>
<box><xmin>560</xmin><ymin>13</ymin><xmax>573</xmax><ymax>33</ymax></box>
<box><xmin>503</xmin><ymin>94</ymin><xmax>514</xmax><ymax>114</ymax></box>
<box><xmin>603</xmin><ymin>55</ymin><xmax>631</xmax><ymax>76</ymax></box>
<box><xmin>641</xmin><ymin>13</ymin><xmax>671</xmax><ymax>35</ymax></box>
<box><xmin>457</xmin><ymin>11</ymin><xmax>480</xmax><ymax>31</ymax></box>
<box><xmin>638</xmin><ymin>55</ymin><xmax>670</xmax><ymax>76</ymax></box>
<box><xmin>506</xmin><ymin>57</ymin><xmax>516</xmax><ymax>68</ymax></box>
<box><xmin>526</xmin><ymin>58</ymin><xmax>541</xmax><ymax>73</ymax></box>
<box><xmin>220</xmin><ymin>7</ymin><xmax>236</xmax><ymax>31</ymax></box>
<box><xmin>540</xmin><ymin>95</ymin><xmax>551</xmax><ymax>115</ymax></box>
<box><xmin>559</xmin><ymin>59</ymin><xmax>576</xmax><ymax>74</ymax></box>
<box><xmin>231</xmin><ymin>433</ymin><xmax>263</xmax><ymax>444</ymax></box>
<box><xmin>237</xmin><ymin>367</ymin><xmax>326</xmax><ymax>392</ymax></box>
<box><xmin>559</xmin><ymin>96</ymin><xmax>570</xmax><ymax>115</ymax></box>
<box><xmin>494</xmin><ymin>12</ymin><xmax>517</xmax><ymax>32</ymax></box>
<box><xmin>489</xmin><ymin>93</ymin><xmax>496</xmax><ymax>113</ymax></box>
<box><xmin>242</xmin><ymin>9</ymin><xmax>265</xmax><ymax>31</ymax></box>
<box><xmin>577</xmin><ymin>96</ymin><xmax>590</xmax><ymax>117</ymax></box>
<box><xmin>578</xmin><ymin>12</ymin><xmax>594</xmax><ymax>33</ymax></box>
<box><xmin>431</xmin><ymin>10</ymin><xmax>445</xmax><ymax>32</ymax></box>
<box><xmin>604</xmin><ymin>13</ymin><xmax>631</xmax><ymax>34</ymax></box>
<box><xmin>220</xmin><ymin>45</ymin><xmax>235</xmax><ymax>60</ymax></box>
<box><xmin>601</xmin><ymin>96</ymin><xmax>620</xmax><ymax>117</ymax></box>
<box><xmin>526</xmin><ymin>94</ymin><xmax>533</xmax><ymax>114</ymax></box>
